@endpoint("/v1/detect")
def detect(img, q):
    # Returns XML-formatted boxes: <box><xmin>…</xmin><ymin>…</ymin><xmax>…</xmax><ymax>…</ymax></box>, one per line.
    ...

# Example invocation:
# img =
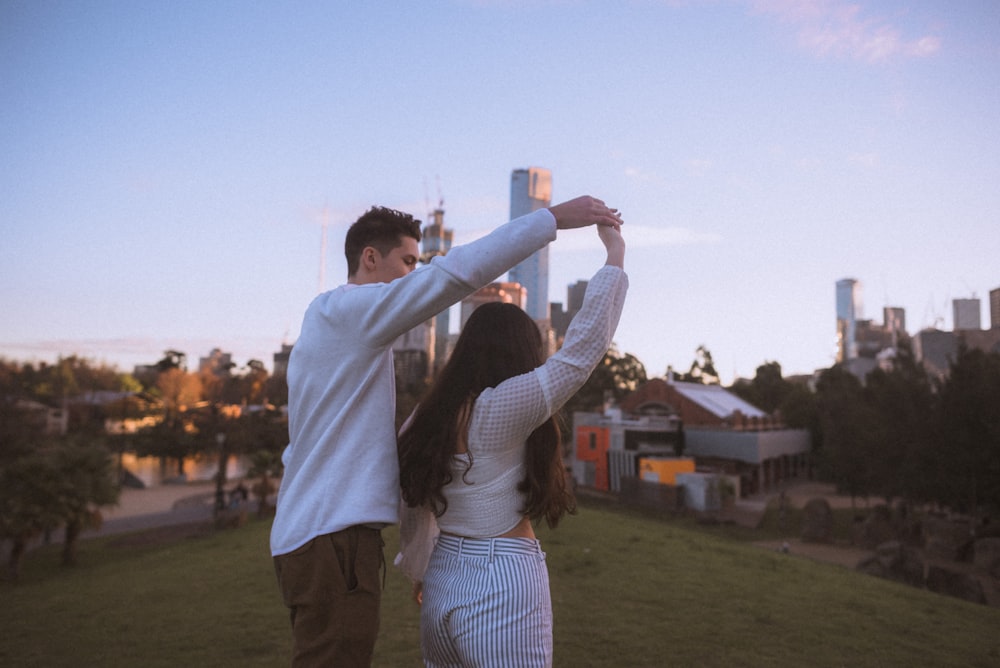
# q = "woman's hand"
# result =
<box><xmin>599</xmin><ymin>224</ymin><xmax>625</xmax><ymax>269</ymax></box>
<box><xmin>412</xmin><ymin>581</ymin><xmax>424</xmax><ymax>606</ymax></box>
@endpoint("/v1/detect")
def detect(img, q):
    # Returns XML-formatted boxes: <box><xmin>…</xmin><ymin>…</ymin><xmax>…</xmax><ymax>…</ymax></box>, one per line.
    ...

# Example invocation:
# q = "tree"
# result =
<box><xmin>562</xmin><ymin>345</ymin><xmax>647</xmax><ymax>414</ymax></box>
<box><xmin>676</xmin><ymin>345</ymin><xmax>720</xmax><ymax>385</ymax></box>
<box><xmin>729</xmin><ymin>361</ymin><xmax>790</xmax><ymax>412</ymax></box>
<box><xmin>0</xmin><ymin>434</ymin><xmax>119</xmax><ymax>577</ymax></box>
<box><xmin>936</xmin><ymin>344</ymin><xmax>1000</xmax><ymax>517</ymax></box>
<box><xmin>0</xmin><ymin>449</ymin><xmax>62</xmax><ymax>580</ymax></box>
<box><xmin>224</xmin><ymin>360</ymin><xmax>269</xmax><ymax>405</ymax></box>
<box><xmin>156</xmin><ymin>350</ymin><xmax>187</xmax><ymax>373</ymax></box>
<box><xmin>862</xmin><ymin>339</ymin><xmax>936</xmax><ymax>505</ymax></box>
<box><xmin>559</xmin><ymin>345</ymin><xmax>647</xmax><ymax>444</ymax></box>
<box><xmin>814</xmin><ymin>364</ymin><xmax>879</xmax><ymax>507</ymax></box>
<box><xmin>51</xmin><ymin>438</ymin><xmax>120</xmax><ymax>566</ymax></box>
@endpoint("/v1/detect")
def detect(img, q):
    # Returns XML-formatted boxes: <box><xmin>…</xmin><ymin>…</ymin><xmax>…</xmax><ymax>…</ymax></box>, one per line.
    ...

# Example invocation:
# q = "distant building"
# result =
<box><xmin>883</xmin><ymin>306</ymin><xmax>906</xmax><ymax>344</ymax></box>
<box><xmin>392</xmin><ymin>322</ymin><xmax>433</xmax><ymax>391</ymax></box>
<box><xmin>957</xmin><ymin>328</ymin><xmax>1000</xmax><ymax>357</ymax></box>
<box><xmin>272</xmin><ymin>343</ymin><xmax>293</xmax><ymax>377</ymax></box>
<box><xmin>572</xmin><ymin>378</ymin><xmax>810</xmax><ymax>497</ymax></box>
<box><xmin>836</xmin><ymin>278</ymin><xmax>1000</xmax><ymax>381</ymax></box>
<box><xmin>914</xmin><ymin>325</ymin><xmax>1000</xmax><ymax>380</ymax></box>
<box><xmin>199</xmin><ymin>348</ymin><xmax>233</xmax><ymax>377</ymax></box>
<box><xmin>953</xmin><ymin>297</ymin><xmax>982</xmax><ymax>331</ymax></box>
<box><xmin>573</xmin><ymin>407</ymin><xmax>682</xmax><ymax>492</ymax></box>
<box><xmin>550</xmin><ymin>279</ymin><xmax>588</xmax><ymax>344</ymax></box>
<box><xmin>459</xmin><ymin>281</ymin><xmax>526</xmax><ymax>329</ymax></box>
<box><xmin>914</xmin><ymin>329</ymin><xmax>958</xmax><ymax>381</ymax></box>
<box><xmin>508</xmin><ymin>167</ymin><xmax>552</xmax><ymax>322</ymax></box>
<box><xmin>836</xmin><ymin>278</ymin><xmax>862</xmax><ymax>362</ymax></box>
<box><xmin>14</xmin><ymin>398</ymin><xmax>69</xmax><ymax>437</ymax></box>
<box><xmin>421</xmin><ymin>206</ymin><xmax>454</xmax><ymax>373</ymax></box>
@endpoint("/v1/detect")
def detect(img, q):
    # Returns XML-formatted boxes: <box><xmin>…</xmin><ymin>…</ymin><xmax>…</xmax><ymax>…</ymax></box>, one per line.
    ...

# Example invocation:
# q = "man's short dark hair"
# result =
<box><xmin>345</xmin><ymin>206</ymin><xmax>422</xmax><ymax>276</ymax></box>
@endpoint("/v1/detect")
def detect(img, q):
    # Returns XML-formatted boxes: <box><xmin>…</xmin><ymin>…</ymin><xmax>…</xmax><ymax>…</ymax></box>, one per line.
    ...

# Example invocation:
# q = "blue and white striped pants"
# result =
<box><xmin>420</xmin><ymin>534</ymin><xmax>552</xmax><ymax>668</ymax></box>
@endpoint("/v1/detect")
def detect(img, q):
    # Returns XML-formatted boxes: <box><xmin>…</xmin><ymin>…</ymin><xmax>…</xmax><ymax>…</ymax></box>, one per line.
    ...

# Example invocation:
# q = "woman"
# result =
<box><xmin>397</xmin><ymin>223</ymin><xmax>627</xmax><ymax>667</ymax></box>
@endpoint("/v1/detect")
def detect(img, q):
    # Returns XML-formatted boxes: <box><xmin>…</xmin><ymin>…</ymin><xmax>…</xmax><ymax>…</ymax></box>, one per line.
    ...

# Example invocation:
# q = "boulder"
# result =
<box><xmin>925</xmin><ymin>564</ymin><xmax>987</xmax><ymax>605</ymax></box>
<box><xmin>801</xmin><ymin>497</ymin><xmax>834</xmax><ymax>544</ymax></box>
<box><xmin>856</xmin><ymin>541</ymin><xmax>925</xmax><ymax>587</ymax></box>
<box><xmin>923</xmin><ymin>516</ymin><xmax>972</xmax><ymax>561</ymax></box>
<box><xmin>855</xmin><ymin>505</ymin><xmax>896</xmax><ymax>549</ymax></box>
<box><xmin>973</xmin><ymin>537</ymin><xmax>1000</xmax><ymax>577</ymax></box>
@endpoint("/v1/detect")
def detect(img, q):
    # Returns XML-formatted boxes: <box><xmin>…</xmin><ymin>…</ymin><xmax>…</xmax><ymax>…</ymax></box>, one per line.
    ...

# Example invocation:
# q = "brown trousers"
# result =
<box><xmin>274</xmin><ymin>526</ymin><xmax>385</xmax><ymax>667</ymax></box>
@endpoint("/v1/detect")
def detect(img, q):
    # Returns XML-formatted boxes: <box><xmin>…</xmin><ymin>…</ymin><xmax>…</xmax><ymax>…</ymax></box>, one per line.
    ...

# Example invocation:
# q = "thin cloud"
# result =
<box><xmin>749</xmin><ymin>0</ymin><xmax>941</xmax><ymax>63</ymax></box>
<box><xmin>630</xmin><ymin>224</ymin><xmax>723</xmax><ymax>247</ymax></box>
<box><xmin>554</xmin><ymin>223</ymin><xmax>722</xmax><ymax>252</ymax></box>
<box><xmin>849</xmin><ymin>151</ymin><xmax>880</xmax><ymax>168</ymax></box>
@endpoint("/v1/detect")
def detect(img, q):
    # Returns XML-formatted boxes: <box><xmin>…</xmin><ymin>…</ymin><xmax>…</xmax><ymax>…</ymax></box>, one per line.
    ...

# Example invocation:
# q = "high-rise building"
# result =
<box><xmin>551</xmin><ymin>280</ymin><xmax>589</xmax><ymax>343</ymax></box>
<box><xmin>272</xmin><ymin>343</ymin><xmax>294</xmax><ymax>377</ymax></box>
<box><xmin>508</xmin><ymin>167</ymin><xmax>552</xmax><ymax>321</ymax></box>
<box><xmin>392</xmin><ymin>322</ymin><xmax>433</xmax><ymax>390</ymax></box>
<box><xmin>953</xmin><ymin>298</ymin><xmax>981</xmax><ymax>331</ymax></box>
<box><xmin>883</xmin><ymin>307</ymin><xmax>906</xmax><ymax>345</ymax></box>
<box><xmin>421</xmin><ymin>206</ymin><xmax>454</xmax><ymax>371</ymax></box>
<box><xmin>199</xmin><ymin>348</ymin><xmax>233</xmax><ymax>378</ymax></box>
<box><xmin>991</xmin><ymin>287</ymin><xmax>1000</xmax><ymax>330</ymax></box>
<box><xmin>421</xmin><ymin>206</ymin><xmax>453</xmax><ymax>260</ymax></box>
<box><xmin>459</xmin><ymin>282</ymin><xmax>526</xmax><ymax>329</ymax></box>
<box><xmin>836</xmin><ymin>278</ymin><xmax>863</xmax><ymax>362</ymax></box>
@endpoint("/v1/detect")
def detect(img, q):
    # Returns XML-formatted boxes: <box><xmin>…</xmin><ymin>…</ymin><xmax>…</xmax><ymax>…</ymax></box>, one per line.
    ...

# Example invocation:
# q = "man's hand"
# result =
<box><xmin>549</xmin><ymin>196</ymin><xmax>623</xmax><ymax>231</ymax></box>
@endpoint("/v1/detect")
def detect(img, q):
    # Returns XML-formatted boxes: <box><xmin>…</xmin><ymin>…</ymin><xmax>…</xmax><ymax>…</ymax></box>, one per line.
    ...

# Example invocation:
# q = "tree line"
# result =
<box><xmin>0</xmin><ymin>352</ymin><xmax>288</xmax><ymax>580</ymax></box>
<box><xmin>550</xmin><ymin>339</ymin><xmax>1000</xmax><ymax>521</ymax></box>
<box><xmin>4</xmin><ymin>337</ymin><xmax>999</xmax><ymax>579</ymax></box>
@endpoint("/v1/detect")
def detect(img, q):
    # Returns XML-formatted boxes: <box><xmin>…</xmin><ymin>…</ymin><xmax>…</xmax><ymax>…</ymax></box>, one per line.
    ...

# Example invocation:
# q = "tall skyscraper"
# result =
<box><xmin>421</xmin><ymin>206</ymin><xmax>454</xmax><ymax>371</ymax></box>
<box><xmin>883</xmin><ymin>307</ymin><xmax>906</xmax><ymax>345</ymax></box>
<box><xmin>550</xmin><ymin>280</ymin><xmax>589</xmax><ymax>344</ymax></box>
<box><xmin>953</xmin><ymin>298</ymin><xmax>981</xmax><ymax>331</ymax></box>
<box><xmin>836</xmin><ymin>278</ymin><xmax>863</xmax><ymax>362</ymax></box>
<box><xmin>508</xmin><ymin>167</ymin><xmax>552</xmax><ymax>321</ymax></box>
<box><xmin>991</xmin><ymin>287</ymin><xmax>1000</xmax><ymax>330</ymax></box>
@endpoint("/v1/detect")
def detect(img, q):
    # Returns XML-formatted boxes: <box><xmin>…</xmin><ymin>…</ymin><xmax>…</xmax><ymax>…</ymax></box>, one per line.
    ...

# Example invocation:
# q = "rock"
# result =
<box><xmin>925</xmin><ymin>564</ymin><xmax>987</xmax><ymax>605</ymax></box>
<box><xmin>857</xmin><ymin>541</ymin><xmax>925</xmax><ymax>587</ymax></box>
<box><xmin>876</xmin><ymin>540</ymin><xmax>903</xmax><ymax>570</ymax></box>
<box><xmin>923</xmin><ymin>516</ymin><xmax>972</xmax><ymax>561</ymax></box>
<box><xmin>801</xmin><ymin>497</ymin><xmax>834</xmax><ymax>543</ymax></box>
<box><xmin>973</xmin><ymin>537</ymin><xmax>1000</xmax><ymax>577</ymax></box>
<box><xmin>857</xmin><ymin>506</ymin><xmax>896</xmax><ymax>549</ymax></box>
<box><xmin>856</xmin><ymin>554</ymin><xmax>885</xmax><ymax>577</ymax></box>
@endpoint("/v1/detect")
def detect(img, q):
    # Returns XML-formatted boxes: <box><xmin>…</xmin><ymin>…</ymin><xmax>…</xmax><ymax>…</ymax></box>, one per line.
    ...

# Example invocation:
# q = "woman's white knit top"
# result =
<box><xmin>395</xmin><ymin>264</ymin><xmax>627</xmax><ymax>580</ymax></box>
<box><xmin>436</xmin><ymin>264</ymin><xmax>628</xmax><ymax>537</ymax></box>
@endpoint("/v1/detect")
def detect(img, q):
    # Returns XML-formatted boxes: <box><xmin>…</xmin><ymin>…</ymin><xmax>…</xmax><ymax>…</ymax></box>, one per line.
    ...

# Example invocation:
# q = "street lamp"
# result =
<box><xmin>215</xmin><ymin>432</ymin><xmax>227</xmax><ymax>513</ymax></box>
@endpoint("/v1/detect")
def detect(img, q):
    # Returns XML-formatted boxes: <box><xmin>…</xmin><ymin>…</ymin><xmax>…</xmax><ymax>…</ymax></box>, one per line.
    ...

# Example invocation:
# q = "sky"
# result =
<box><xmin>2</xmin><ymin>0</ymin><xmax>999</xmax><ymax>384</ymax></box>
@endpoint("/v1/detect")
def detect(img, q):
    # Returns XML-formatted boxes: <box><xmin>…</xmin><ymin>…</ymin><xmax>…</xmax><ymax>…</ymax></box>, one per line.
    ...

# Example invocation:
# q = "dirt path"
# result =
<box><xmin>753</xmin><ymin>538</ymin><xmax>873</xmax><ymax>569</ymax></box>
<box><xmin>741</xmin><ymin>480</ymin><xmax>875</xmax><ymax>569</ymax></box>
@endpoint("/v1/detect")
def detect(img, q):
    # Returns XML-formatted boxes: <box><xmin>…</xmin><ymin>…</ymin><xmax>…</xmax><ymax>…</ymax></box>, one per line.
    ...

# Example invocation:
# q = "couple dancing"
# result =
<box><xmin>271</xmin><ymin>195</ymin><xmax>628</xmax><ymax>667</ymax></box>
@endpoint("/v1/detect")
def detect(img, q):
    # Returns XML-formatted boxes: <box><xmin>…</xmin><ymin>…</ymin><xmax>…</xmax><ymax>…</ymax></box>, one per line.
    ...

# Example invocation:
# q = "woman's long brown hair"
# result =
<box><xmin>397</xmin><ymin>301</ymin><xmax>575</xmax><ymax>528</ymax></box>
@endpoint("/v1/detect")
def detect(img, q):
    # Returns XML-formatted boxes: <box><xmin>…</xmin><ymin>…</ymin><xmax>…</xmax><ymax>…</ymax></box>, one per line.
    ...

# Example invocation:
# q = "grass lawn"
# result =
<box><xmin>2</xmin><ymin>499</ymin><xmax>999</xmax><ymax>667</ymax></box>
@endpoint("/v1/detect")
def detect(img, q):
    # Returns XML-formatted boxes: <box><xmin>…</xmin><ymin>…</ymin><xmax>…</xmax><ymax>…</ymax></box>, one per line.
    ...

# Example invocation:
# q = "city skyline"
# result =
<box><xmin>2</xmin><ymin>2</ymin><xmax>999</xmax><ymax>383</ymax></box>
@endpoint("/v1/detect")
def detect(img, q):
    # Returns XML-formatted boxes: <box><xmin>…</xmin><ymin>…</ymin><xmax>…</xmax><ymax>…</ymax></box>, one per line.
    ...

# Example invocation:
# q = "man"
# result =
<box><xmin>271</xmin><ymin>196</ymin><xmax>622</xmax><ymax>666</ymax></box>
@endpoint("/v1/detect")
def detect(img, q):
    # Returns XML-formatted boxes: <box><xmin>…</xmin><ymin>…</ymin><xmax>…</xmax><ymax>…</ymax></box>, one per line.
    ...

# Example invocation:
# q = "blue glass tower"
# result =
<box><xmin>508</xmin><ymin>167</ymin><xmax>552</xmax><ymax>321</ymax></box>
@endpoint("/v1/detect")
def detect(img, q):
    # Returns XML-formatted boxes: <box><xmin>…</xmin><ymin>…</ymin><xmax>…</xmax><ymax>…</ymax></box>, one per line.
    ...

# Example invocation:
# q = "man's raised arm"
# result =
<box><xmin>548</xmin><ymin>196</ymin><xmax>624</xmax><ymax>231</ymax></box>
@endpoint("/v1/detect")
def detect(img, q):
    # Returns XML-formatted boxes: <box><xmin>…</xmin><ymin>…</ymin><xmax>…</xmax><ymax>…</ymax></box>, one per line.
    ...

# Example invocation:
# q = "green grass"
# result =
<box><xmin>2</xmin><ymin>500</ymin><xmax>999</xmax><ymax>668</ymax></box>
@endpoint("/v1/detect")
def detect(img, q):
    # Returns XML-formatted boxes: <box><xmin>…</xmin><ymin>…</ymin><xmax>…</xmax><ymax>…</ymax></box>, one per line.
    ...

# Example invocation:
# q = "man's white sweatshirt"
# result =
<box><xmin>270</xmin><ymin>209</ymin><xmax>557</xmax><ymax>556</ymax></box>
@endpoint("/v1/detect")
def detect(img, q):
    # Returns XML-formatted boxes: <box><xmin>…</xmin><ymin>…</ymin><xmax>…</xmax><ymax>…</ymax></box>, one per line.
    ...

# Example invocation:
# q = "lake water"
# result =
<box><xmin>120</xmin><ymin>452</ymin><xmax>251</xmax><ymax>488</ymax></box>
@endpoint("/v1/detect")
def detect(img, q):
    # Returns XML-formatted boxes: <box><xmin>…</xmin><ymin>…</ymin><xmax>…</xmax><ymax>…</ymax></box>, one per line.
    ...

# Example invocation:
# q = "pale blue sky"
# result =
<box><xmin>2</xmin><ymin>1</ymin><xmax>998</xmax><ymax>382</ymax></box>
